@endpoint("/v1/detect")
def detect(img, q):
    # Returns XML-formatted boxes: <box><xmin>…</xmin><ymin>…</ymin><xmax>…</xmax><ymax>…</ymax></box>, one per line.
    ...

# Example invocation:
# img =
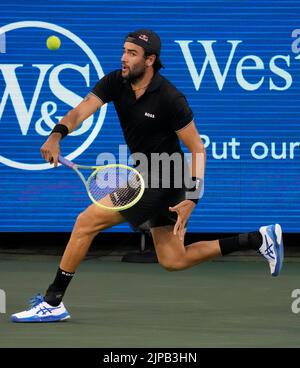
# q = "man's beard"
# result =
<box><xmin>124</xmin><ymin>64</ymin><xmax>146</xmax><ymax>83</ymax></box>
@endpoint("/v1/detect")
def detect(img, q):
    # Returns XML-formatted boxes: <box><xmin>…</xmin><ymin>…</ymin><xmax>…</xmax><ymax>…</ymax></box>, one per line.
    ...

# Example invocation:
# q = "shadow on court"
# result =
<box><xmin>0</xmin><ymin>254</ymin><xmax>299</xmax><ymax>348</ymax></box>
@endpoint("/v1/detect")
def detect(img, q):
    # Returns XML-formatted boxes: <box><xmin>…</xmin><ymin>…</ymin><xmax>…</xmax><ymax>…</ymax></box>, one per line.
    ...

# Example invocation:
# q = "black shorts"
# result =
<box><xmin>120</xmin><ymin>187</ymin><xmax>186</xmax><ymax>229</ymax></box>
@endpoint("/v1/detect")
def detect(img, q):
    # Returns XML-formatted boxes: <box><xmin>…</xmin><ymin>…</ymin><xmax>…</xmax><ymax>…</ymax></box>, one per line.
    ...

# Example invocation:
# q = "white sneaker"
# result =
<box><xmin>11</xmin><ymin>293</ymin><xmax>70</xmax><ymax>323</ymax></box>
<box><xmin>258</xmin><ymin>224</ymin><xmax>284</xmax><ymax>277</ymax></box>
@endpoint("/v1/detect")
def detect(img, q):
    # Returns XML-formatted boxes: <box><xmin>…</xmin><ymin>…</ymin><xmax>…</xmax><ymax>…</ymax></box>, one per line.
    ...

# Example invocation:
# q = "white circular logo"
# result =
<box><xmin>0</xmin><ymin>21</ymin><xmax>107</xmax><ymax>170</ymax></box>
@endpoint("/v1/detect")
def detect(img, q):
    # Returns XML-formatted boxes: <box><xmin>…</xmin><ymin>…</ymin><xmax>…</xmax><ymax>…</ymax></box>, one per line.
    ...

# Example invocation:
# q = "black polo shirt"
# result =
<box><xmin>91</xmin><ymin>70</ymin><xmax>194</xmax><ymax>160</ymax></box>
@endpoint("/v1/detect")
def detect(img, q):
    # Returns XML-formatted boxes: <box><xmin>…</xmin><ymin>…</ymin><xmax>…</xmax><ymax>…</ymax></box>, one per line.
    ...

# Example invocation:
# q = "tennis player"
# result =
<box><xmin>11</xmin><ymin>29</ymin><xmax>284</xmax><ymax>322</ymax></box>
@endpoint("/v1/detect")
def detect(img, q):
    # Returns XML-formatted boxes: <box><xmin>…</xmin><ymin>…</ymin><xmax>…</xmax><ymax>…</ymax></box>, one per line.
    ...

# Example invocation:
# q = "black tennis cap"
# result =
<box><xmin>125</xmin><ymin>29</ymin><xmax>164</xmax><ymax>69</ymax></box>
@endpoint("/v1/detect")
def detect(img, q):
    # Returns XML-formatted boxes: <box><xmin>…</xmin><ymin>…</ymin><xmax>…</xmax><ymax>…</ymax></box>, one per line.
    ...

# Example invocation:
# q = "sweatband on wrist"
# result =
<box><xmin>50</xmin><ymin>124</ymin><xmax>69</xmax><ymax>139</ymax></box>
<box><xmin>185</xmin><ymin>177</ymin><xmax>204</xmax><ymax>205</ymax></box>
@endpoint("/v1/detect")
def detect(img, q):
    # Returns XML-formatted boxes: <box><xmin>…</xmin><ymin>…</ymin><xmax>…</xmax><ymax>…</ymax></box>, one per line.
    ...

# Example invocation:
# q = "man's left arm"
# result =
<box><xmin>176</xmin><ymin>120</ymin><xmax>206</xmax><ymax>185</ymax></box>
<box><xmin>169</xmin><ymin>120</ymin><xmax>206</xmax><ymax>240</ymax></box>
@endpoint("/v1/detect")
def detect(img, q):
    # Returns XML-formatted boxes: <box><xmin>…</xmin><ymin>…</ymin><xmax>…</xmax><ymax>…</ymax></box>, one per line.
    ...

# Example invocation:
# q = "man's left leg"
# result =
<box><xmin>151</xmin><ymin>224</ymin><xmax>283</xmax><ymax>276</ymax></box>
<box><xmin>151</xmin><ymin>225</ymin><xmax>220</xmax><ymax>271</ymax></box>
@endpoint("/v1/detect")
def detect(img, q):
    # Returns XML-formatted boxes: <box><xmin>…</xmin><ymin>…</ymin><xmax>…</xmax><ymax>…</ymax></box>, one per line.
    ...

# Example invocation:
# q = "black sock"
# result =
<box><xmin>248</xmin><ymin>231</ymin><xmax>263</xmax><ymax>250</ymax></box>
<box><xmin>219</xmin><ymin>231</ymin><xmax>263</xmax><ymax>256</ymax></box>
<box><xmin>44</xmin><ymin>268</ymin><xmax>74</xmax><ymax>306</ymax></box>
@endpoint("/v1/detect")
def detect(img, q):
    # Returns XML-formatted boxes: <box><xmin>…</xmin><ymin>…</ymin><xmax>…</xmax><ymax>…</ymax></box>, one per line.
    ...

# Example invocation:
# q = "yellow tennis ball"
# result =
<box><xmin>46</xmin><ymin>36</ymin><xmax>61</xmax><ymax>50</ymax></box>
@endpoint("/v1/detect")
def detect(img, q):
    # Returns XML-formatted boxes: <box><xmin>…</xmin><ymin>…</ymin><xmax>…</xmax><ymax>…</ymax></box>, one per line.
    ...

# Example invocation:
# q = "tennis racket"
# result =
<box><xmin>58</xmin><ymin>155</ymin><xmax>145</xmax><ymax>211</ymax></box>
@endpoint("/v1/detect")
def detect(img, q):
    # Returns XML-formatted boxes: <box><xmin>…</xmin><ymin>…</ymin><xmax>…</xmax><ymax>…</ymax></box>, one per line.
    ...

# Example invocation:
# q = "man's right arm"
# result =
<box><xmin>41</xmin><ymin>93</ymin><xmax>104</xmax><ymax>166</ymax></box>
<box><xmin>55</xmin><ymin>93</ymin><xmax>104</xmax><ymax>134</ymax></box>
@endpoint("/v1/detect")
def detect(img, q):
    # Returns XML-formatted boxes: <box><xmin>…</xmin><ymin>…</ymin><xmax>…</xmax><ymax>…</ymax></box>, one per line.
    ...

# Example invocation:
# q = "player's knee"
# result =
<box><xmin>75</xmin><ymin>212</ymin><xmax>94</xmax><ymax>235</ymax></box>
<box><xmin>158</xmin><ymin>258</ymin><xmax>185</xmax><ymax>272</ymax></box>
<box><xmin>75</xmin><ymin>207</ymin><xmax>106</xmax><ymax>234</ymax></box>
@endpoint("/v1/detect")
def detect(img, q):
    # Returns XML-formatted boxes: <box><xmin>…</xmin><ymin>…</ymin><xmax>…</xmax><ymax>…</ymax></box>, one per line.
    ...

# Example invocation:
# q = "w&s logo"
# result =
<box><xmin>0</xmin><ymin>21</ymin><xmax>107</xmax><ymax>170</ymax></box>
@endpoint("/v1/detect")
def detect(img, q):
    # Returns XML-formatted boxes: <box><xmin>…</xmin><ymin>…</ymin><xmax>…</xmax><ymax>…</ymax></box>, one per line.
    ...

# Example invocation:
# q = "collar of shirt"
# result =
<box><xmin>147</xmin><ymin>72</ymin><xmax>163</xmax><ymax>93</ymax></box>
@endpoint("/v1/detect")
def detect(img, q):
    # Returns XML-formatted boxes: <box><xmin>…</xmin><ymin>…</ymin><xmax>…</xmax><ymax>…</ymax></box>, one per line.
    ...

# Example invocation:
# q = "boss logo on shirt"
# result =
<box><xmin>145</xmin><ymin>112</ymin><xmax>155</xmax><ymax>119</ymax></box>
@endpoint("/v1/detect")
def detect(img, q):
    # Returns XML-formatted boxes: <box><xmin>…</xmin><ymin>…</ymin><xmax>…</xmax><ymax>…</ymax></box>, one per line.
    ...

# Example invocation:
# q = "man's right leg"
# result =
<box><xmin>45</xmin><ymin>202</ymin><xmax>126</xmax><ymax>301</ymax></box>
<box><xmin>11</xmin><ymin>202</ymin><xmax>126</xmax><ymax>323</ymax></box>
<box><xmin>60</xmin><ymin>202</ymin><xmax>126</xmax><ymax>272</ymax></box>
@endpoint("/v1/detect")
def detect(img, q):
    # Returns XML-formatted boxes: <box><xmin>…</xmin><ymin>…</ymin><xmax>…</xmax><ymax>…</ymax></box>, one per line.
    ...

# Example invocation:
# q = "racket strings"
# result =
<box><xmin>88</xmin><ymin>167</ymin><xmax>142</xmax><ymax>208</ymax></box>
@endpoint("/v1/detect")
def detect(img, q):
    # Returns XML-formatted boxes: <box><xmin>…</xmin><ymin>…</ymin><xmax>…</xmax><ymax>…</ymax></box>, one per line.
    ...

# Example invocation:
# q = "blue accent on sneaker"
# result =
<box><xmin>264</xmin><ymin>234</ymin><xmax>275</xmax><ymax>260</ymax></box>
<box><xmin>29</xmin><ymin>293</ymin><xmax>45</xmax><ymax>308</ymax></box>
<box><xmin>267</xmin><ymin>224</ymin><xmax>284</xmax><ymax>277</ymax></box>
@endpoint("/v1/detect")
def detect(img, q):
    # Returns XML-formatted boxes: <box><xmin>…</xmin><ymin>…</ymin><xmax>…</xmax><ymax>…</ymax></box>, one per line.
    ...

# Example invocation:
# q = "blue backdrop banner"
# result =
<box><xmin>0</xmin><ymin>0</ymin><xmax>299</xmax><ymax>232</ymax></box>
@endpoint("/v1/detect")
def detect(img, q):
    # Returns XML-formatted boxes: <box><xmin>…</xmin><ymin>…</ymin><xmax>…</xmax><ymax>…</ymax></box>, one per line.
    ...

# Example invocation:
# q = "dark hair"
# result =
<box><xmin>144</xmin><ymin>51</ymin><xmax>163</xmax><ymax>72</ymax></box>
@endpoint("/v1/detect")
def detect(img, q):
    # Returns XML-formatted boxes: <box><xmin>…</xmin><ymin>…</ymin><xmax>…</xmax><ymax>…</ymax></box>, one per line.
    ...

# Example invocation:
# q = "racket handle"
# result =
<box><xmin>58</xmin><ymin>155</ymin><xmax>75</xmax><ymax>168</ymax></box>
